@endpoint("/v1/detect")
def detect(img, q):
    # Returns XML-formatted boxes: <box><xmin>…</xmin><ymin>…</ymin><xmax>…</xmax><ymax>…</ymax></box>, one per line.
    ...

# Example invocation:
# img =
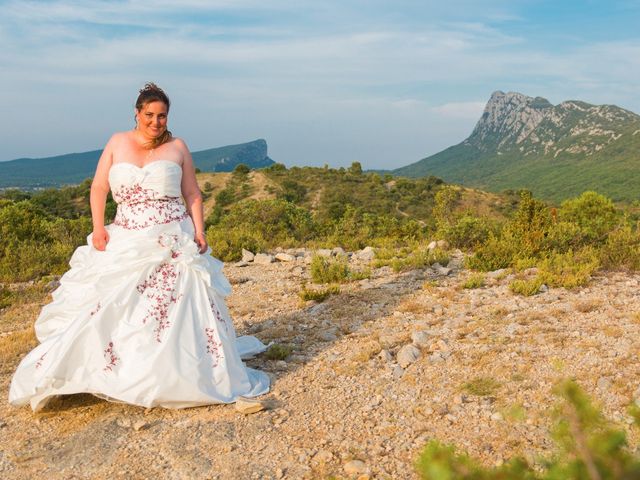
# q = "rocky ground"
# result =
<box><xmin>1</xmin><ymin>247</ymin><xmax>640</xmax><ymax>479</ymax></box>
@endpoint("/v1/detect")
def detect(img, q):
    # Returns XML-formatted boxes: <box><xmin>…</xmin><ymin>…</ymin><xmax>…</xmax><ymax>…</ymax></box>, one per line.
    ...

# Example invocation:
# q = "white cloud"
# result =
<box><xmin>1</xmin><ymin>0</ymin><xmax>639</xmax><ymax>167</ymax></box>
<box><xmin>431</xmin><ymin>102</ymin><xmax>486</xmax><ymax>119</ymax></box>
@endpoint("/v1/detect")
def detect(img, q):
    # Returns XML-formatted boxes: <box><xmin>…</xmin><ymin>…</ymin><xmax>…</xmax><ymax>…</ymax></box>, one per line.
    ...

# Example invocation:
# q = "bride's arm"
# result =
<box><xmin>90</xmin><ymin>136</ymin><xmax>115</xmax><ymax>251</ymax></box>
<box><xmin>178</xmin><ymin>139</ymin><xmax>207</xmax><ymax>253</ymax></box>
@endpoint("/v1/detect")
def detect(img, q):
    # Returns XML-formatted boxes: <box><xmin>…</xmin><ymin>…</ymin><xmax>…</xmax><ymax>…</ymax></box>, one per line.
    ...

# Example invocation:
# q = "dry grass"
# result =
<box><xmin>397</xmin><ymin>299</ymin><xmax>426</xmax><ymax>314</ymax></box>
<box><xmin>0</xmin><ymin>326</ymin><xmax>37</xmax><ymax>373</ymax></box>
<box><xmin>351</xmin><ymin>340</ymin><xmax>382</xmax><ymax>363</ymax></box>
<box><xmin>573</xmin><ymin>298</ymin><xmax>602</xmax><ymax>313</ymax></box>
<box><xmin>462</xmin><ymin>377</ymin><xmax>501</xmax><ymax>396</ymax></box>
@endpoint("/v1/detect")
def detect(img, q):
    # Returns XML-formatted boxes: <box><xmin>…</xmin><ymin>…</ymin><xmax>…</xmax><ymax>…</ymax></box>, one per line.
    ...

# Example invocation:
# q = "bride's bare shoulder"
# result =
<box><xmin>108</xmin><ymin>131</ymin><xmax>134</xmax><ymax>145</ymax></box>
<box><xmin>170</xmin><ymin>136</ymin><xmax>189</xmax><ymax>150</ymax></box>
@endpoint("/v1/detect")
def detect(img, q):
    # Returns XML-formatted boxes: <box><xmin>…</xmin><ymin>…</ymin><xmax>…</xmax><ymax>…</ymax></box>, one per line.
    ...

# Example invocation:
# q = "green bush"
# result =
<box><xmin>206</xmin><ymin>199</ymin><xmax>316</xmax><ymax>261</ymax></box>
<box><xmin>389</xmin><ymin>248</ymin><xmax>449</xmax><ymax>273</ymax></box>
<box><xmin>462</xmin><ymin>273</ymin><xmax>485</xmax><ymax>289</ymax></box>
<box><xmin>465</xmin><ymin>232</ymin><xmax>518</xmax><ymax>272</ymax></box>
<box><xmin>441</xmin><ymin>214</ymin><xmax>494</xmax><ymax>249</ymax></box>
<box><xmin>509</xmin><ymin>277</ymin><xmax>544</xmax><ymax>296</ymax></box>
<box><xmin>310</xmin><ymin>255</ymin><xmax>350</xmax><ymax>283</ymax></box>
<box><xmin>264</xmin><ymin>343</ymin><xmax>292</xmax><ymax>360</ymax></box>
<box><xmin>299</xmin><ymin>284</ymin><xmax>340</xmax><ymax>302</ymax></box>
<box><xmin>559</xmin><ymin>191</ymin><xmax>620</xmax><ymax>244</ymax></box>
<box><xmin>416</xmin><ymin>380</ymin><xmax>640</xmax><ymax>479</ymax></box>
<box><xmin>599</xmin><ymin>224</ymin><xmax>640</xmax><ymax>270</ymax></box>
<box><xmin>538</xmin><ymin>248</ymin><xmax>599</xmax><ymax>289</ymax></box>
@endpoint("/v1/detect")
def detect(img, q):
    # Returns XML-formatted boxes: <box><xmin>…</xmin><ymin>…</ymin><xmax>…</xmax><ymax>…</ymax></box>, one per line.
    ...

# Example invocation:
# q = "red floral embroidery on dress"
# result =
<box><xmin>90</xmin><ymin>302</ymin><xmax>101</xmax><ymax>316</ymax></box>
<box><xmin>136</xmin><ymin>263</ymin><xmax>183</xmax><ymax>342</ymax></box>
<box><xmin>35</xmin><ymin>352</ymin><xmax>47</xmax><ymax>369</ymax></box>
<box><xmin>112</xmin><ymin>183</ymin><xmax>188</xmax><ymax>230</ymax></box>
<box><xmin>103</xmin><ymin>341</ymin><xmax>119</xmax><ymax>372</ymax></box>
<box><xmin>209</xmin><ymin>297</ymin><xmax>228</xmax><ymax>332</ymax></box>
<box><xmin>205</xmin><ymin>327</ymin><xmax>224</xmax><ymax>367</ymax></box>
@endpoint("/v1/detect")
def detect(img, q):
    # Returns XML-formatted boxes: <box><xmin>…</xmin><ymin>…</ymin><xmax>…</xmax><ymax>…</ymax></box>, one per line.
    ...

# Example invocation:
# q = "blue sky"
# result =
<box><xmin>1</xmin><ymin>0</ymin><xmax>639</xmax><ymax>169</ymax></box>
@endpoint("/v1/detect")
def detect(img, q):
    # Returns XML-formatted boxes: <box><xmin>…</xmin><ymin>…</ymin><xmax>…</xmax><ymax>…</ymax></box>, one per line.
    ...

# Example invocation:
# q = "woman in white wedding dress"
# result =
<box><xmin>9</xmin><ymin>83</ymin><xmax>270</xmax><ymax>412</ymax></box>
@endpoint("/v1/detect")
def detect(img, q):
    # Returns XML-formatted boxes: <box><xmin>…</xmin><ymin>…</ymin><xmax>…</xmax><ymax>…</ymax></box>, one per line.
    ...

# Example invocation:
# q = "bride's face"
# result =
<box><xmin>135</xmin><ymin>101</ymin><xmax>168</xmax><ymax>140</ymax></box>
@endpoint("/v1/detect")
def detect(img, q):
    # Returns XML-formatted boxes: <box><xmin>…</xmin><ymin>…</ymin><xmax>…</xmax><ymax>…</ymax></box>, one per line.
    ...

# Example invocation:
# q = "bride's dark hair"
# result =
<box><xmin>135</xmin><ymin>82</ymin><xmax>172</xmax><ymax>148</ymax></box>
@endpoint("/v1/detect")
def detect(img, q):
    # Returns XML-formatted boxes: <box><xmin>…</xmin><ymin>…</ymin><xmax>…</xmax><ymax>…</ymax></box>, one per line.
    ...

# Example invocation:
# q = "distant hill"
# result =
<box><xmin>0</xmin><ymin>139</ymin><xmax>275</xmax><ymax>190</ymax></box>
<box><xmin>394</xmin><ymin>91</ymin><xmax>640</xmax><ymax>202</ymax></box>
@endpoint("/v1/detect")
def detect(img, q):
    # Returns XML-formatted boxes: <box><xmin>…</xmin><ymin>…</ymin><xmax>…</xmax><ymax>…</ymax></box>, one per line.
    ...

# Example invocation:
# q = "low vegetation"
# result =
<box><xmin>416</xmin><ymin>380</ymin><xmax>640</xmax><ymax>479</ymax></box>
<box><xmin>0</xmin><ymin>165</ymin><xmax>638</xmax><ymax>294</ymax></box>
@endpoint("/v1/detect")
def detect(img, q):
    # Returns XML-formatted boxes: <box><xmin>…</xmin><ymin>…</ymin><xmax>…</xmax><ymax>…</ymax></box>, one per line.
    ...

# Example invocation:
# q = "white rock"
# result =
<box><xmin>411</xmin><ymin>331</ymin><xmax>430</xmax><ymax>347</ymax></box>
<box><xmin>254</xmin><ymin>253</ymin><xmax>274</xmax><ymax>265</ymax></box>
<box><xmin>313</xmin><ymin>449</ymin><xmax>334</xmax><ymax>463</ymax></box>
<box><xmin>357</xmin><ymin>246</ymin><xmax>376</xmax><ymax>261</ymax></box>
<box><xmin>318</xmin><ymin>331</ymin><xmax>338</xmax><ymax>342</ymax></box>
<box><xmin>234</xmin><ymin>261</ymin><xmax>249</xmax><ymax>267</ymax></box>
<box><xmin>344</xmin><ymin>459</ymin><xmax>368</xmax><ymax>475</ymax></box>
<box><xmin>235</xmin><ymin>396</ymin><xmax>265</xmax><ymax>414</ymax></box>
<box><xmin>487</xmin><ymin>268</ymin><xmax>508</xmax><ymax>279</ymax></box>
<box><xmin>315</xmin><ymin>249</ymin><xmax>332</xmax><ymax>257</ymax></box>
<box><xmin>378</xmin><ymin>349</ymin><xmax>393</xmax><ymax>362</ymax></box>
<box><xmin>241</xmin><ymin>249</ymin><xmax>255</xmax><ymax>262</ymax></box>
<box><xmin>133</xmin><ymin>420</ymin><xmax>148</xmax><ymax>431</ymax></box>
<box><xmin>397</xmin><ymin>344</ymin><xmax>421</xmax><ymax>368</ymax></box>
<box><xmin>433</xmin><ymin>263</ymin><xmax>452</xmax><ymax>276</ymax></box>
<box><xmin>597</xmin><ymin>377</ymin><xmax>611</xmax><ymax>391</ymax></box>
<box><xmin>331</xmin><ymin>247</ymin><xmax>346</xmax><ymax>257</ymax></box>
<box><xmin>275</xmin><ymin>253</ymin><xmax>296</xmax><ymax>262</ymax></box>
<box><xmin>427</xmin><ymin>241</ymin><xmax>437</xmax><ymax>251</ymax></box>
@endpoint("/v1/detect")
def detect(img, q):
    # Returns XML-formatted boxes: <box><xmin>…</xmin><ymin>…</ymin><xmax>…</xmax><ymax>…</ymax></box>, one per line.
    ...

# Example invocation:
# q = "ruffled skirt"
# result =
<box><xmin>8</xmin><ymin>217</ymin><xmax>270</xmax><ymax>412</ymax></box>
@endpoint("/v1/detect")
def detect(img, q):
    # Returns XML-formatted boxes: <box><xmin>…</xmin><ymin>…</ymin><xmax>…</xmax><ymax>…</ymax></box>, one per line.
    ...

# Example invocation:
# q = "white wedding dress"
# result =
<box><xmin>9</xmin><ymin>160</ymin><xmax>270</xmax><ymax>412</ymax></box>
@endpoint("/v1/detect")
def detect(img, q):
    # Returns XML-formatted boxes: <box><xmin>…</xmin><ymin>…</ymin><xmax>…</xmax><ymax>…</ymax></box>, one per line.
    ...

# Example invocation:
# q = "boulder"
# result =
<box><xmin>241</xmin><ymin>249</ymin><xmax>255</xmax><ymax>262</ymax></box>
<box><xmin>254</xmin><ymin>253</ymin><xmax>274</xmax><ymax>265</ymax></box>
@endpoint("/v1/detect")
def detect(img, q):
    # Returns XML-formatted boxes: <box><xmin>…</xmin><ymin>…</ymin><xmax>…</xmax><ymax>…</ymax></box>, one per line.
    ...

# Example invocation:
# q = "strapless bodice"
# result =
<box><xmin>108</xmin><ymin>160</ymin><xmax>183</xmax><ymax>202</ymax></box>
<box><xmin>108</xmin><ymin>161</ymin><xmax>188</xmax><ymax>230</ymax></box>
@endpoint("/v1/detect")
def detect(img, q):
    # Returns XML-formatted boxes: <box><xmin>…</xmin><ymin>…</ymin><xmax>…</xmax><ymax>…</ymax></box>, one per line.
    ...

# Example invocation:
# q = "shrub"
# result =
<box><xmin>462</xmin><ymin>377</ymin><xmax>500</xmax><ymax>396</ymax></box>
<box><xmin>441</xmin><ymin>214</ymin><xmax>493</xmax><ymax>249</ymax></box>
<box><xmin>599</xmin><ymin>224</ymin><xmax>640</xmax><ymax>270</ymax></box>
<box><xmin>299</xmin><ymin>284</ymin><xmax>340</xmax><ymax>302</ymax></box>
<box><xmin>416</xmin><ymin>380</ymin><xmax>640</xmax><ymax>479</ymax></box>
<box><xmin>0</xmin><ymin>287</ymin><xmax>15</xmax><ymax>309</ymax></box>
<box><xmin>310</xmin><ymin>255</ymin><xmax>350</xmax><ymax>284</ymax></box>
<box><xmin>465</xmin><ymin>232</ymin><xmax>518</xmax><ymax>271</ymax></box>
<box><xmin>509</xmin><ymin>277</ymin><xmax>544</xmax><ymax>296</ymax></box>
<box><xmin>206</xmin><ymin>199</ymin><xmax>316</xmax><ymax>260</ymax></box>
<box><xmin>264</xmin><ymin>343</ymin><xmax>292</xmax><ymax>360</ymax></box>
<box><xmin>462</xmin><ymin>273</ymin><xmax>485</xmax><ymax>289</ymax></box>
<box><xmin>233</xmin><ymin>163</ymin><xmax>251</xmax><ymax>175</ymax></box>
<box><xmin>559</xmin><ymin>191</ymin><xmax>619</xmax><ymax>243</ymax></box>
<box><xmin>538</xmin><ymin>248</ymin><xmax>599</xmax><ymax>289</ymax></box>
<box><xmin>389</xmin><ymin>248</ymin><xmax>449</xmax><ymax>273</ymax></box>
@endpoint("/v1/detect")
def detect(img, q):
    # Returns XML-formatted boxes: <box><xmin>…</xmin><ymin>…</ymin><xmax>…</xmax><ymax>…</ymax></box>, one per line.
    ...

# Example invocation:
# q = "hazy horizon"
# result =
<box><xmin>2</xmin><ymin>1</ymin><xmax>639</xmax><ymax>169</ymax></box>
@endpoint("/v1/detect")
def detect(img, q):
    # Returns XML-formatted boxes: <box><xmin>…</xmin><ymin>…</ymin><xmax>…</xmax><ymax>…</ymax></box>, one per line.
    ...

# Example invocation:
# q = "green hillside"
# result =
<box><xmin>394</xmin><ymin>91</ymin><xmax>640</xmax><ymax>202</ymax></box>
<box><xmin>0</xmin><ymin>139</ymin><xmax>274</xmax><ymax>190</ymax></box>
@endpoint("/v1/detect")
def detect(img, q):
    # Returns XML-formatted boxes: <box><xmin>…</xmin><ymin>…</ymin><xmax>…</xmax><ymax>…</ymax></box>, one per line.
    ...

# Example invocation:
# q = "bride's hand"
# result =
<box><xmin>194</xmin><ymin>231</ymin><xmax>208</xmax><ymax>254</ymax></box>
<box><xmin>92</xmin><ymin>227</ymin><xmax>110</xmax><ymax>251</ymax></box>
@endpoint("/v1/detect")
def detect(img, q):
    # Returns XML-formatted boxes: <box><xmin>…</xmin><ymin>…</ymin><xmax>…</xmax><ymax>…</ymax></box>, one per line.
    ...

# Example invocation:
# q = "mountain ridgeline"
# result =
<box><xmin>394</xmin><ymin>91</ymin><xmax>640</xmax><ymax>202</ymax></box>
<box><xmin>0</xmin><ymin>139</ymin><xmax>274</xmax><ymax>190</ymax></box>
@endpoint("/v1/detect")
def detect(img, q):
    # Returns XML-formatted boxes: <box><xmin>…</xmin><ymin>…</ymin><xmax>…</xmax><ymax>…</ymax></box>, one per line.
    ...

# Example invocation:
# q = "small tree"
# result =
<box><xmin>348</xmin><ymin>161</ymin><xmax>363</xmax><ymax>175</ymax></box>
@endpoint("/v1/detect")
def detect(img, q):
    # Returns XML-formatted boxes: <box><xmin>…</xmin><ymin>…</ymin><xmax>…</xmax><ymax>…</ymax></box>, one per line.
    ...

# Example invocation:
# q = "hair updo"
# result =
<box><xmin>135</xmin><ymin>82</ymin><xmax>172</xmax><ymax>148</ymax></box>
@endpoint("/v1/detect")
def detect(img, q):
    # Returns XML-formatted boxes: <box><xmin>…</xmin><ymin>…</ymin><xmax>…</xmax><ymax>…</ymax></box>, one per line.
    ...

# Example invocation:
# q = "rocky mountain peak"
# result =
<box><xmin>467</xmin><ymin>91</ymin><xmax>553</xmax><ymax>150</ymax></box>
